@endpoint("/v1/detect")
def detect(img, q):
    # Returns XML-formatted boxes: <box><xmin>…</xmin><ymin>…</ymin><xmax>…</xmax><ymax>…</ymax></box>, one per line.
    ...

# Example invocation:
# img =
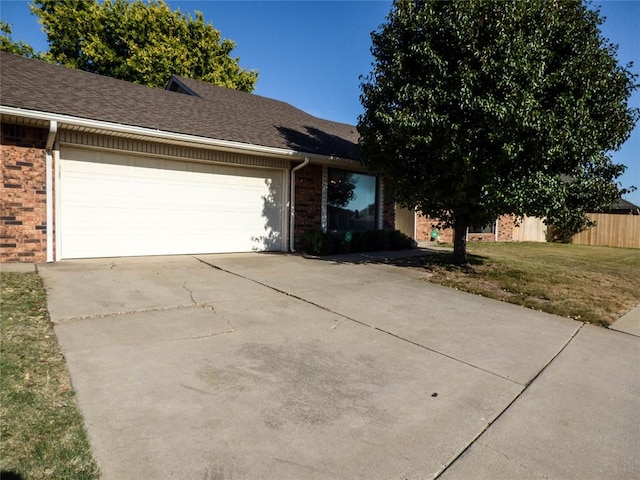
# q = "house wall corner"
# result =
<box><xmin>293</xmin><ymin>163</ymin><xmax>323</xmax><ymax>250</ymax></box>
<box><xmin>1</xmin><ymin>123</ymin><xmax>49</xmax><ymax>263</ymax></box>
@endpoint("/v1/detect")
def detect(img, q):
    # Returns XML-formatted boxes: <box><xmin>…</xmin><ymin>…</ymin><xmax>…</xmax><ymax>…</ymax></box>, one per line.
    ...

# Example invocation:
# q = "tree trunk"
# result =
<box><xmin>452</xmin><ymin>221</ymin><xmax>468</xmax><ymax>265</ymax></box>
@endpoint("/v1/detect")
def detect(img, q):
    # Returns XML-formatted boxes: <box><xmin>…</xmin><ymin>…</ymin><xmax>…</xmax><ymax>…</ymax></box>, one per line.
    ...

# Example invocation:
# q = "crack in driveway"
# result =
<box><xmin>194</xmin><ymin>256</ymin><xmax>526</xmax><ymax>385</ymax></box>
<box><xmin>194</xmin><ymin>255</ymin><xmax>588</xmax><ymax>480</ymax></box>
<box><xmin>182</xmin><ymin>281</ymin><xmax>236</xmax><ymax>334</ymax></box>
<box><xmin>42</xmin><ymin>255</ymin><xmax>614</xmax><ymax>479</ymax></box>
<box><xmin>51</xmin><ymin>304</ymin><xmax>196</xmax><ymax>324</ymax></box>
<box><xmin>182</xmin><ymin>281</ymin><xmax>198</xmax><ymax>305</ymax></box>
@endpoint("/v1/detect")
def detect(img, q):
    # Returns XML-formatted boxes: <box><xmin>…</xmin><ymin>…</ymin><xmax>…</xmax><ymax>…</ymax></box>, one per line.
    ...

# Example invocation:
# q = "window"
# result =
<box><xmin>327</xmin><ymin>169</ymin><xmax>377</xmax><ymax>232</ymax></box>
<box><xmin>468</xmin><ymin>223</ymin><xmax>496</xmax><ymax>234</ymax></box>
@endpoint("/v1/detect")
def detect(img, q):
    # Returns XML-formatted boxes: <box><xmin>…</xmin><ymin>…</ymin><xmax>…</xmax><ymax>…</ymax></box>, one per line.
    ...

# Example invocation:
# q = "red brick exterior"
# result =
<box><xmin>416</xmin><ymin>214</ymin><xmax>515</xmax><ymax>243</ymax></box>
<box><xmin>293</xmin><ymin>164</ymin><xmax>397</xmax><ymax>249</ymax></box>
<box><xmin>293</xmin><ymin>164</ymin><xmax>323</xmax><ymax>249</ymax></box>
<box><xmin>497</xmin><ymin>215</ymin><xmax>516</xmax><ymax>241</ymax></box>
<box><xmin>382</xmin><ymin>199</ymin><xmax>395</xmax><ymax>230</ymax></box>
<box><xmin>1</xmin><ymin>123</ymin><xmax>48</xmax><ymax>263</ymax></box>
<box><xmin>416</xmin><ymin>215</ymin><xmax>455</xmax><ymax>243</ymax></box>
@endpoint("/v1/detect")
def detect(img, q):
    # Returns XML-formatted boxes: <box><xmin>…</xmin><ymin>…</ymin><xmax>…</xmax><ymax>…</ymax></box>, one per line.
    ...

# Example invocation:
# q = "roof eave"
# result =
<box><xmin>1</xmin><ymin>105</ymin><xmax>361</xmax><ymax>166</ymax></box>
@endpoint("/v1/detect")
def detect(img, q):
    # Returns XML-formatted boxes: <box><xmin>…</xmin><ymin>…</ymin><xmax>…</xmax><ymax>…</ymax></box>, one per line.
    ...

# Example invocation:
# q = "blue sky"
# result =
<box><xmin>2</xmin><ymin>0</ymin><xmax>638</xmax><ymax>204</ymax></box>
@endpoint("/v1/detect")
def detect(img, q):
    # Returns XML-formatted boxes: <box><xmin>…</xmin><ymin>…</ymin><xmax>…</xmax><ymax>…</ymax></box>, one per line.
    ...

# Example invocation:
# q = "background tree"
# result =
<box><xmin>32</xmin><ymin>0</ymin><xmax>258</xmax><ymax>91</ymax></box>
<box><xmin>0</xmin><ymin>21</ymin><xmax>39</xmax><ymax>58</ymax></box>
<box><xmin>358</xmin><ymin>0</ymin><xmax>638</xmax><ymax>264</ymax></box>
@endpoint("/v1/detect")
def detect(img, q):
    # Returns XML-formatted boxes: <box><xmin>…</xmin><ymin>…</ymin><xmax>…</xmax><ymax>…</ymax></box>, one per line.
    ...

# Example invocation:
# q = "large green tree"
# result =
<box><xmin>32</xmin><ymin>0</ymin><xmax>258</xmax><ymax>91</ymax></box>
<box><xmin>0</xmin><ymin>20</ymin><xmax>39</xmax><ymax>58</ymax></box>
<box><xmin>358</xmin><ymin>0</ymin><xmax>638</xmax><ymax>264</ymax></box>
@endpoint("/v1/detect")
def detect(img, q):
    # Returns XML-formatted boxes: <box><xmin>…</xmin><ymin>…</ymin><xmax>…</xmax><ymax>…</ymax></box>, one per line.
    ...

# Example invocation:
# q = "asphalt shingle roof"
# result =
<box><xmin>608</xmin><ymin>198</ymin><xmax>640</xmax><ymax>213</ymax></box>
<box><xmin>0</xmin><ymin>52</ymin><xmax>360</xmax><ymax>159</ymax></box>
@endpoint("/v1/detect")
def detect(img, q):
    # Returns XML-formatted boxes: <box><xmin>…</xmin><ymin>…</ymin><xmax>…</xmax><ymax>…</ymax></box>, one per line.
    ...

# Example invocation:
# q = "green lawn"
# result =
<box><xmin>408</xmin><ymin>242</ymin><xmax>640</xmax><ymax>326</ymax></box>
<box><xmin>1</xmin><ymin>272</ymin><xmax>100</xmax><ymax>479</ymax></box>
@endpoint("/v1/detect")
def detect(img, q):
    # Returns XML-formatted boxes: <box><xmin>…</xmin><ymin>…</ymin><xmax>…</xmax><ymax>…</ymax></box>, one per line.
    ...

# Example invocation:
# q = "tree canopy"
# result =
<box><xmin>358</xmin><ymin>0</ymin><xmax>638</xmax><ymax>263</ymax></box>
<box><xmin>31</xmin><ymin>0</ymin><xmax>258</xmax><ymax>91</ymax></box>
<box><xmin>0</xmin><ymin>20</ymin><xmax>39</xmax><ymax>58</ymax></box>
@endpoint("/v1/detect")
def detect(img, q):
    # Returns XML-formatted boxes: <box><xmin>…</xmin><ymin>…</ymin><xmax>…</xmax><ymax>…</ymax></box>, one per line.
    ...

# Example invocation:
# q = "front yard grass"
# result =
<box><xmin>1</xmin><ymin>272</ymin><xmax>100</xmax><ymax>479</ymax></box>
<box><xmin>405</xmin><ymin>242</ymin><xmax>640</xmax><ymax>326</ymax></box>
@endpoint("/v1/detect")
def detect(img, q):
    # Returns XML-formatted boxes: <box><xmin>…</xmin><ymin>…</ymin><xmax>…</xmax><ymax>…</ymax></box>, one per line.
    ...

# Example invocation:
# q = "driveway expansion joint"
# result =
<box><xmin>374</xmin><ymin>327</ymin><xmax>524</xmax><ymax>386</ymax></box>
<box><xmin>433</xmin><ymin>322</ymin><xmax>586</xmax><ymax>479</ymax></box>
<box><xmin>607</xmin><ymin>325</ymin><xmax>640</xmax><ymax>339</ymax></box>
<box><xmin>39</xmin><ymin>255</ymin><xmax>637</xmax><ymax>479</ymax></box>
<box><xmin>195</xmin><ymin>256</ymin><xmax>530</xmax><ymax>387</ymax></box>
<box><xmin>194</xmin><ymin>256</ymin><xmax>374</xmax><ymax>330</ymax></box>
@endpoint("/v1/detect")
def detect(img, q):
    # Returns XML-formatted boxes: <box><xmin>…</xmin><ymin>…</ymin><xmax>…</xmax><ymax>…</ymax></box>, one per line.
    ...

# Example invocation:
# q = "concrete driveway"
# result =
<box><xmin>39</xmin><ymin>252</ymin><xmax>639</xmax><ymax>479</ymax></box>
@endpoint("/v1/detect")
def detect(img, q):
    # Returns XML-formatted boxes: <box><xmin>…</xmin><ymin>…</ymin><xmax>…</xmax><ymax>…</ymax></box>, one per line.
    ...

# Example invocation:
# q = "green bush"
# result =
<box><xmin>300</xmin><ymin>228</ymin><xmax>416</xmax><ymax>256</ymax></box>
<box><xmin>300</xmin><ymin>227</ymin><xmax>335</xmax><ymax>256</ymax></box>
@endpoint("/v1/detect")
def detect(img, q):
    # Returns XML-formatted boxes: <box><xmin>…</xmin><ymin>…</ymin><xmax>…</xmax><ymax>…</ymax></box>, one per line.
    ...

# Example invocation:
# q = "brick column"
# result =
<box><xmin>1</xmin><ymin>124</ymin><xmax>48</xmax><ymax>263</ymax></box>
<box><xmin>293</xmin><ymin>163</ymin><xmax>323</xmax><ymax>250</ymax></box>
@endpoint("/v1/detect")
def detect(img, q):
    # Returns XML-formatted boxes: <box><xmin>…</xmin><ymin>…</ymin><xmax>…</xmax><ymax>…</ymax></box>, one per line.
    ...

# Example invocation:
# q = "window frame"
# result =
<box><xmin>325</xmin><ymin>167</ymin><xmax>379</xmax><ymax>233</ymax></box>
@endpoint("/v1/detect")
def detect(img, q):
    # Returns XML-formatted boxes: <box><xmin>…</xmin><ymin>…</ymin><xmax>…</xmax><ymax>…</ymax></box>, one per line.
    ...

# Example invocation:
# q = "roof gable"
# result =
<box><xmin>0</xmin><ymin>52</ymin><xmax>359</xmax><ymax>159</ymax></box>
<box><xmin>608</xmin><ymin>198</ymin><xmax>640</xmax><ymax>214</ymax></box>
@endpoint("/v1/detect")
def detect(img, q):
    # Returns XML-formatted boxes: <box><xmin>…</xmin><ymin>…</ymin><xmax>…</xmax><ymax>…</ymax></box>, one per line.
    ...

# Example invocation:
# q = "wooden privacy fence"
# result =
<box><xmin>513</xmin><ymin>216</ymin><xmax>547</xmax><ymax>242</ymax></box>
<box><xmin>572</xmin><ymin>213</ymin><xmax>640</xmax><ymax>249</ymax></box>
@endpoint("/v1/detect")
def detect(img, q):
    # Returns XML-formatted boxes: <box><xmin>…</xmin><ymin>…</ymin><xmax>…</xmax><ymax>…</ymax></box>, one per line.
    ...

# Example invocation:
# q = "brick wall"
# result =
<box><xmin>1</xmin><ymin>123</ymin><xmax>48</xmax><ymax>263</ymax></box>
<box><xmin>382</xmin><ymin>200</ymin><xmax>395</xmax><ymax>230</ymax></box>
<box><xmin>293</xmin><ymin>163</ymin><xmax>323</xmax><ymax>249</ymax></box>
<box><xmin>466</xmin><ymin>215</ymin><xmax>516</xmax><ymax>242</ymax></box>
<box><xmin>416</xmin><ymin>215</ymin><xmax>455</xmax><ymax>243</ymax></box>
<box><xmin>293</xmin><ymin>165</ymin><xmax>397</xmax><ymax>249</ymax></box>
<box><xmin>496</xmin><ymin>214</ymin><xmax>515</xmax><ymax>241</ymax></box>
<box><xmin>415</xmin><ymin>214</ymin><xmax>515</xmax><ymax>243</ymax></box>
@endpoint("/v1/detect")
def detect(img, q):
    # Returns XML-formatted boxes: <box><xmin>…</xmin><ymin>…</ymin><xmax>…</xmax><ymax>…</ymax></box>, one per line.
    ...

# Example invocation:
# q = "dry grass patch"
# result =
<box><xmin>1</xmin><ymin>272</ymin><xmax>100</xmax><ymax>479</ymax></box>
<box><xmin>402</xmin><ymin>242</ymin><xmax>640</xmax><ymax>326</ymax></box>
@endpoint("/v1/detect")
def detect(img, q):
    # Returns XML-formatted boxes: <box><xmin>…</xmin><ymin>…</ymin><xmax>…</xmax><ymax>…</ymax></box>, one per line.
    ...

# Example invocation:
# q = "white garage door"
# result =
<box><xmin>59</xmin><ymin>147</ymin><xmax>285</xmax><ymax>259</ymax></box>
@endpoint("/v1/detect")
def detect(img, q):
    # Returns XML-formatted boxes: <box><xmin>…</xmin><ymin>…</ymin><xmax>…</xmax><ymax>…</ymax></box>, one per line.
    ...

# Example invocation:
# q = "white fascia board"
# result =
<box><xmin>0</xmin><ymin>106</ymin><xmax>358</xmax><ymax>165</ymax></box>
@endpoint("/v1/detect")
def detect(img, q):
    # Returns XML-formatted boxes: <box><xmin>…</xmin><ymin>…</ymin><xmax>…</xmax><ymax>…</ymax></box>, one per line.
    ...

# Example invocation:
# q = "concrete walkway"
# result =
<box><xmin>611</xmin><ymin>304</ymin><xmax>640</xmax><ymax>337</ymax></box>
<box><xmin>38</xmin><ymin>252</ymin><xmax>639</xmax><ymax>479</ymax></box>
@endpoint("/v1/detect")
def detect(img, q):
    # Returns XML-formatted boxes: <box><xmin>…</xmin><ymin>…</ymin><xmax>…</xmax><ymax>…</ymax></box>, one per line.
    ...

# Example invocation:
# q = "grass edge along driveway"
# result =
<box><xmin>0</xmin><ymin>242</ymin><xmax>637</xmax><ymax>478</ymax></box>
<box><xmin>1</xmin><ymin>272</ymin><xmax>100</xmax><ymax>480</ymax></box>
<box><xmin>411</xmin><ymin>242</ymin><xmax>640</xmax><ymax>326</ymax></box>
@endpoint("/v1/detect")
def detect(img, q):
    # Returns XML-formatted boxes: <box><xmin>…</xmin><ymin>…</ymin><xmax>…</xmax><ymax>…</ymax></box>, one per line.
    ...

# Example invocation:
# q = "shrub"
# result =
<box><xmin>300</xmin><ymin>227</ymin><xmax>335</xmax><ymax>256</ymax></box>
<box><xmin>300</xmin><ymin>228</ymin><xmax>416</xmax><ymax>256</ymax></box>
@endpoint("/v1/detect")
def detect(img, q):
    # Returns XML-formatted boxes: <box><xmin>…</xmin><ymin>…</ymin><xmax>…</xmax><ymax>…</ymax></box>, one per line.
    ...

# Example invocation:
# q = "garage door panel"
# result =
<box><xmin>60</xmin><ymin>147</ymin><xmax>285</xmax><ymax>259</ymax></box>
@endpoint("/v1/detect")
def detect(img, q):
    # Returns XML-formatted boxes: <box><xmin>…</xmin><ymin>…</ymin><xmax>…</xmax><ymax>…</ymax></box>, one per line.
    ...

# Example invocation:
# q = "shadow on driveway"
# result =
<box><xmin>39</xmin><ymin>254</ymin><xmax>639</xmax><ymax>479</ymax></box>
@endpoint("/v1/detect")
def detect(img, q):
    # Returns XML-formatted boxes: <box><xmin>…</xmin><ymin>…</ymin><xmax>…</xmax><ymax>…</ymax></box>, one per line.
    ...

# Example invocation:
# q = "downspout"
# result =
<box><xmin>289</xmin><ymin>157</ymin><xmax>310</xmax><ymax>252</ymax></box>
<box><xmin>45</xmin><ymin>121</ymin><xmax>57</xmax><ymax>262</ymax></box>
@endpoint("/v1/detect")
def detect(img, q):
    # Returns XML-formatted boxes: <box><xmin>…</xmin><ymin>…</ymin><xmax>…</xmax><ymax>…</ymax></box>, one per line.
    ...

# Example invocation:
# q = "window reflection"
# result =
<box><xmin>327</xmin><ymin>169</ymin><xmax>377</xmax><ymax>232</ymax></box>
<box><xmin>468</xmin><ymin>223</ymin><xmax>496</xmax><ymax>234</ymax></box>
